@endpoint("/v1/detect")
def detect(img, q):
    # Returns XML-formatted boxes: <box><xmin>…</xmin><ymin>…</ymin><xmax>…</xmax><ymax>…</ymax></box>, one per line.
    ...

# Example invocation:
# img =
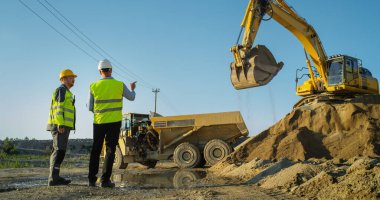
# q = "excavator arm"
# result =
<box><xmin>231</xmin><ymin>0</ymin><xmax>328</xmax><ymax>91</ymax></box>
<box><xmin>270</xmin><ymin>0</ymin><xmax>328</xmax><ymax>88</ymax></box>
<box><xmin>231</xmin><ymin>0</ymin><xmax>379</xmax><ymax>105</ymax></box>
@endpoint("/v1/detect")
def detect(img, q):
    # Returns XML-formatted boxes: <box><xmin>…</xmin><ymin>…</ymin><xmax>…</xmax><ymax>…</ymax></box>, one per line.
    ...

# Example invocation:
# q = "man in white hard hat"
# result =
<box><xmin>87</xmin><ymin>59</ymin><xmax>136</xmax><ymax>188</ymax></box>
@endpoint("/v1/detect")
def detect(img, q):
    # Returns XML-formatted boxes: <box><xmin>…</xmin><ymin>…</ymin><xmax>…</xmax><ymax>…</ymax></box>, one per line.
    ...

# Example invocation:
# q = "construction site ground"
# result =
<box><xmin>0</xmin><ymin>162</ymin><xmax>298</xmax><ymax>200</ymax></box>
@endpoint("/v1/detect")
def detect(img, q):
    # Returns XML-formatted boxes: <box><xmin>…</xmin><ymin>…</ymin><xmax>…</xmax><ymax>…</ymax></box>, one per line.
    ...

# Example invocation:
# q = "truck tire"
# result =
<box><xmin>204</xmin><ymin>139</ymin><xmax>232</xmax><ymax>166</ymax></box>
<box><xmin>114</xmin><ymin>146</ymin><xmax>128</xmax><ymax>169</ymax></box>
<box><xmin>173</xmin><ymin>142</ymin><xmax>201</xmax><ymax>168</ymax></box>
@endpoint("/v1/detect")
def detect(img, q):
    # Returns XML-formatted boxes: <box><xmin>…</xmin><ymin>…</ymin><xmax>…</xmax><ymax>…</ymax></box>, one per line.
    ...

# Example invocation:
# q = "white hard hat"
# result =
<box><xmin>98</xmin><ymin>59</ymin><xmax>112</xmax><ymax>70</ymax></box>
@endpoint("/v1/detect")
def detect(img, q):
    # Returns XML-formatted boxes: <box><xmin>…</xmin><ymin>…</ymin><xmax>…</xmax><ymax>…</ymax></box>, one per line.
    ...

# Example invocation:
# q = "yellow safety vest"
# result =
<box><xmin>90</xmin><ymin>78</ymin><xmax>123</xmax><ymax>124</ymax></box>
<box><xmin>47</xmin><ymin>86</ymin><xmax>76</xmax><ymax>130</ymax></box>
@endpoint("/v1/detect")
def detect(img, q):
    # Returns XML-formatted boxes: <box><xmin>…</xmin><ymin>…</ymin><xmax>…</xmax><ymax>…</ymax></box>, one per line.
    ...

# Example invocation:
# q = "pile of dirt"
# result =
<box><xmin>258</xmin><ymin>162</ymin><xmax>323</xmax><ymax>190</ymax></box>
<box><xmin>227</xmin><ymin>102</ymin><xmax>380</xmax><ymax>163</ymax></box>
<box><xmin>293</xmin><ymin>157</ymin><xmax>380</xmax><ymax>199</ymax></box>
<box><xmin>210</xmin><ymin>102</ymin><xmax>380</xmax><ymax>199</ymax></box>
<box><xmin>210</xmin><ymin>157</ymin><xmax>272</xmax><ymax>180</ymax></box>
<box><xmin>211</xmin><ymin>157</ymin><xmax>379</xmax><ymax>199</ymax></box>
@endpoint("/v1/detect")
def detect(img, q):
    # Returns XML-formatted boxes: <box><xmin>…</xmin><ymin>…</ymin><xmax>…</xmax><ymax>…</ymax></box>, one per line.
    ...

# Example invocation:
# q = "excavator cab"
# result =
<box><xmin>326</xmin><ymin>55</ymin><xmax>379</xmax><ymax>94</ymax></box>
<box><xmin>327</xmin><ymin>55</ymin><xmax>365</xmax><ymax>86</ymax></box>
<box><xmin>230</xmin><ymin>45</ymin><xmax>284</xmax><ymax>90</ymax></box>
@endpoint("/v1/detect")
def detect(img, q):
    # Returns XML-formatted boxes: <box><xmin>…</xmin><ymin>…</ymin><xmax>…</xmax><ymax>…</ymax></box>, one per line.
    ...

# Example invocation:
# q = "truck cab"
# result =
<box><xmin>121</xmin><ymin>113</ymin><xmax>150</xmax><ymax>138</ymax></box>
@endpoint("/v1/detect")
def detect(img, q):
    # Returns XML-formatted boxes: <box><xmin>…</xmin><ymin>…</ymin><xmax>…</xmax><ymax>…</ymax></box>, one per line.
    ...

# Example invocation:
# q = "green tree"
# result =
<box><xmin>1</xmin><ymin>137</ymin><xmax>18</xmax><ymax>154</ymax></box>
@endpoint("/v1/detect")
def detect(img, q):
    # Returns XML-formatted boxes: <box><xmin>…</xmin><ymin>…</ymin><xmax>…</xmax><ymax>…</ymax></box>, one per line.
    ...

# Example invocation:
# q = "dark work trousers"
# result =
<box><xmin>88</xmin><ymin>121</ymin><xmax>121</xmax><ymax>183</ymax></box>
<box><xmin>49</xmin><ymin>129</ymin><xmax>70</xmax><ymax>182</ymax></box>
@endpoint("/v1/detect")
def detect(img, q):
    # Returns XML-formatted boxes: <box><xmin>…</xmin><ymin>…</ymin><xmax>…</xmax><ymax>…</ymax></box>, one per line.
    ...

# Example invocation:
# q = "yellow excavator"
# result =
<box><xmin>230</xmin><ymin>0</ymin><xmax>379</xmax><ymax>107</ymax></box>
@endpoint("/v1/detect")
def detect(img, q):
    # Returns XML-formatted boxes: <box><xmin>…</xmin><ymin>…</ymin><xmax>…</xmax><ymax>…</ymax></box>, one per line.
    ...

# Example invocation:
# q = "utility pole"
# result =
<box><xmin>152</xmin><ymin>88</ymin><xmax>160</xmax><ymax>113</ymax></box>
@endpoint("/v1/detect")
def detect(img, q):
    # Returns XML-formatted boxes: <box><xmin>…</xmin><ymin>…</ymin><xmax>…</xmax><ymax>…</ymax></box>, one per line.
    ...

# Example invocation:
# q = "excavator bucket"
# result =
<box><xmin>231</xmin><ymin>45</ymin><xmax>284</xmax><ymax>90</ymax></box>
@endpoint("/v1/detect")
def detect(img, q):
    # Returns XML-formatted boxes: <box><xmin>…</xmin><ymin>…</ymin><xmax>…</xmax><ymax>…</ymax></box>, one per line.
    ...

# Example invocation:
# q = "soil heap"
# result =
<box><xmin>228</xmin><ymin>102</ymin><xmax>380</xmax><ymax>163</ymax></box>
<box><xmin>210</xmin><ymin>102</ymin><xmax>380</xmax><ymax>199</ymax></box>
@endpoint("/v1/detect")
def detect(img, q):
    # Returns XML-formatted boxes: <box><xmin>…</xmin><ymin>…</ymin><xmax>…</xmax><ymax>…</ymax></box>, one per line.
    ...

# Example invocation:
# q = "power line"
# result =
<box><xmin>19</xmin><ymin>0</ymin><xmax>138</xmax><ymax>85</ymax></box>
<box><xmin>20</xmin><ymin>0</ymin><xmax>153</xmax><ymax>89</ymax></box>
<box><xmin>37</xmin><ymin>0</ymin><xmax>105</xmax><ymax>58</ymax></box>
<box><xmin>160</xmin><ymin>91</ymin><xmax>180</xmax><ymax>115</ymax></box>
<box><xmin>18</xmin><ymin>0</ymin><xmax>99</xmax><ymax>62</ymax></box>
<box><xmin>20</xmin><ymin>0</ymin><xmax>178</xmax><ymax>112</ymax></box>
<box><xmin>43</xmin><ymin>0</ymin><xmax>157</xmax><ymax>89</ymax></box>
<box><xmin>37</xmin><ymin>0</ymin><xmax>143</xmax><ymax>85</ymax></box>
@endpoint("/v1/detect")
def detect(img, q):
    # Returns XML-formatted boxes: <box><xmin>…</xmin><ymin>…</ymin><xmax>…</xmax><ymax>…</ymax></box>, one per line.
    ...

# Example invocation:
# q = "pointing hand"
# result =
<box><xmin>130</xmin><ymin>81</ymin><xmax>137</xmax><ymax>91</ymax></box>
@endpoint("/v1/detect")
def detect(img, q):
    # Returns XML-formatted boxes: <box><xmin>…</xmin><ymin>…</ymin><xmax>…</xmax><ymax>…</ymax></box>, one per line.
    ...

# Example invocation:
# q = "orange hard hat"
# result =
<box><xmin>59</xmin><ymin>69</ymin><xmax>77</xmax><ymax>79</ymax></box>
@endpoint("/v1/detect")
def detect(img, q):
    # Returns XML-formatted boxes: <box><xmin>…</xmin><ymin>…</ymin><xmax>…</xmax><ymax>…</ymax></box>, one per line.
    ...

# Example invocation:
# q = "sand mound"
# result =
<box><xmin>210</xmin><ymin>102</ymin><xmax>380</xmax><ymax>199</ymax></box>
<box><xmin>210</xmin><ymin>157</ymin><xmax>273</xmax><ymax>180</ymax></box>
<box><xmin>293</xmin><ymin>158</ymin><xmax>380</xmax><ymax>199</ymax></box>
<box><xmin>227</xmin><ymin>102</ymin><xmax>380</xmax><ymax>163</ymax></box>
<box><xmin>258</xmin><ymin>163</ymin><xmax>323</xmax><ymax>191</ymax></box>
<box><xmin>211</xmin><ymin>157</ymin><xmax>379</xmax><ymax>199</ymax></box>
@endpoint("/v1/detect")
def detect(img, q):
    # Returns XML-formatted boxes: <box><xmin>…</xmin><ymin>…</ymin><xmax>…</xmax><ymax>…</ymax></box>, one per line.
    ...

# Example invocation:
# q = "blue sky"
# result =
<box><xmin>0</xmin><ymin>0</ymin><xmax>379</xmax><ymax>139</ymax></box>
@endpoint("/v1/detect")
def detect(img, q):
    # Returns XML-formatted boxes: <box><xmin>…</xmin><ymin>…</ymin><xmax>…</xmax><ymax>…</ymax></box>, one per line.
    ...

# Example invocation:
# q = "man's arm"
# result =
<box><xmin>123</xmin><ymin>83</ymin><xmax>135</xmax><ymax>101</ymax></box>
<box><xmin>87</xmin><ymin>91</ymin><xmax>94</xmax><ymax>112</ymax></box>
<box><xmin>55</xmin><ymin>86</ymin><xmax>66</xmax><ymax>102</ymax></box>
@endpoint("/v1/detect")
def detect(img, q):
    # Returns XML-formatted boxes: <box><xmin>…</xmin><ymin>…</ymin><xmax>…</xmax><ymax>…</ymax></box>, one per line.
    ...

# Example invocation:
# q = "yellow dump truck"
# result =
<box><xmin>104</xmin><ymin>111</ymin><xmax>249</xmax><ymax>169</ymax></box>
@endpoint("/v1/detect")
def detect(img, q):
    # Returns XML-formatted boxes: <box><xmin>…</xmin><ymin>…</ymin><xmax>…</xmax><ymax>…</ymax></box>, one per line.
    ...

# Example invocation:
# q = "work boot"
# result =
<box><xmin>101</xmin><ymin>181</ymin><xmax>115</xmax><ymax>188</ymax></box>
<box><xmin>88</xmin><ymin>176</ymin><xmax>98</xmax><ymax>187</ymax></box>
<box><xmin>48</xmin><ymin>177</ymin><xmax>71</xmax><ymax>186</ymax></box>
<box><xmin>88</xmin><ymin>182</ymin><xmax>96</xmax><ymax>187</ymax></box>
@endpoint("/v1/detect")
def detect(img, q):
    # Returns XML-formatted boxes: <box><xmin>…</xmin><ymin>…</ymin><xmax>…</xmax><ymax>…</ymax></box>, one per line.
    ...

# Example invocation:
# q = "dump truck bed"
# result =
<box><xmin>150</xmin><ymin>111</ymin><xmax>249</xmax><ymax>152</ymax></box>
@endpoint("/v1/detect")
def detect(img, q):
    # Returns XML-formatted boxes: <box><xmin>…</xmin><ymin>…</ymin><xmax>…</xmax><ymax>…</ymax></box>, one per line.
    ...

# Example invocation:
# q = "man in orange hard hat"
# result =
<box><xmin>46</xmin><ymin>69</ymin><xmax>77</xmax><ymax>186</ymax></box>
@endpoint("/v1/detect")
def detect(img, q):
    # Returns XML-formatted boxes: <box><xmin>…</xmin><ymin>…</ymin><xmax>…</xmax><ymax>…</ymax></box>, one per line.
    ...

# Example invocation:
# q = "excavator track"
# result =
<box><xmin>293</xmin><ymin>93</ymin><xmax>380</xmax><ymax>109</ymax></box>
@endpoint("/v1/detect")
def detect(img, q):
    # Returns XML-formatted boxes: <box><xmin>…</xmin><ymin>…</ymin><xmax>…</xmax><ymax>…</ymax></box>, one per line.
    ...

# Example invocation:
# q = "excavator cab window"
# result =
<box><xmin>327</xmin><ymin>58</ymin><xmax>344</xmax><ymax>85</ymax></box>
<box><xmin>344</xmin><ymin>57</ymin><xmax>359</xmax><ymax>85</ymax></box>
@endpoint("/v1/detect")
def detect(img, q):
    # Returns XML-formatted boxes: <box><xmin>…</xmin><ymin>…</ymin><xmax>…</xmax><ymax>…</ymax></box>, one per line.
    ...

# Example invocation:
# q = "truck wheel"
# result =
<box><xmin>114</xmin><ymin>146</ymin><xmax>128</xmax><ymax>169</ymax></box>
<box><xmin>174</xmin><ymin>143</ymin><xmax>201</xmax><ymax>168</ymax></box>
<box><xmin>204</xmin><ymin>139</ymin><xmax>232</xmax><ymax>166</ymax></box>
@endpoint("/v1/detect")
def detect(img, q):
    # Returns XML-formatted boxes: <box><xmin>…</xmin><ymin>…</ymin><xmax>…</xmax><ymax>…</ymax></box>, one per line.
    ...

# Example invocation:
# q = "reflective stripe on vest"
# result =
<box><xmin>51</xmin><ymin>106</ymin><xmax>74</xmax><ymax>114</ymax></box>
<box><xmin>90</xmin><ymin>78</ymin><xmax>123</xmax><ymax>124</ymax></box>
<box><xmin>47</xmin><ymin>87</ymin><xmax>76</xmax><ymax>129</ymax></box>
<box><xmin>94</xmin><ymin>99</ymin><xmax>122</xmax><ymax>103</ymax></box>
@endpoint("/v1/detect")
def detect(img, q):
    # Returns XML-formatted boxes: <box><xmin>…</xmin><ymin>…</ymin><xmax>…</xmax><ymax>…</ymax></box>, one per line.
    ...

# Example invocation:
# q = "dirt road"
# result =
<box><xmin>0</xmin><ymin>162</ymin><xmax>299</xmax><ymax>200</ymax></box>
